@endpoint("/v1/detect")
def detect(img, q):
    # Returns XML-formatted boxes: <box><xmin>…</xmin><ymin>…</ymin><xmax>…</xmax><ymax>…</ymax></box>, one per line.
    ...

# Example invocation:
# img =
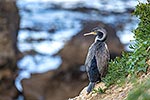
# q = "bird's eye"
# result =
<box><xmin>97</xmin><ymin>31</ymin><xmax>103</xmax><ymax>38</ymax></box>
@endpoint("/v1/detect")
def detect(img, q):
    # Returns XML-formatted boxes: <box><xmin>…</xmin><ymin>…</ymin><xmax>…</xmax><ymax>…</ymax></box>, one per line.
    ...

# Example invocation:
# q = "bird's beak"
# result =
<box><xmin>84</xmin><ymin>32</ymin><xmax>97</xmax><ymax>36</ymax></box>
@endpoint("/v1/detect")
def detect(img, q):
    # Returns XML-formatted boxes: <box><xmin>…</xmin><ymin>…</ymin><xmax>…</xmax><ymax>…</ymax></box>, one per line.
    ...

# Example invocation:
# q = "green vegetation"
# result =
<box><xmin>102</xmin><ymin>1</ymin><xmax>150</xmax><ymax>87</ymax></box>
<box><xmin>93</xmin><ymin>87</ymin><xmax>105</xmax><ymax>94</ymax></box>
<box><xmin>126</xmin><ymin>79</ymin><xmax>150</xmax><ymax>100</ymax></box>
<box><xmin>93</xmin><ymin>80</ymin><xmax>150</xmax><ymax>100</ymax></box>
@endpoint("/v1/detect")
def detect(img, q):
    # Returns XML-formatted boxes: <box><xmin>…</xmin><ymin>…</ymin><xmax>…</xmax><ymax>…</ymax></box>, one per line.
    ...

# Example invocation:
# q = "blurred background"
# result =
<box><xmin>0</xmin><ymin>0</ymin><xmax>146</xmax><ymax>100</ymax></box>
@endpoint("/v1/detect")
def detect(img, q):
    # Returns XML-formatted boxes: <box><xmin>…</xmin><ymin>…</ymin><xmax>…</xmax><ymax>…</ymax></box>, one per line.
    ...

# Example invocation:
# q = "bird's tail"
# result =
<box><xmin>87</xmin><ymin>82</ymin><xmax>95</xmax><ymax>93</ymax></box>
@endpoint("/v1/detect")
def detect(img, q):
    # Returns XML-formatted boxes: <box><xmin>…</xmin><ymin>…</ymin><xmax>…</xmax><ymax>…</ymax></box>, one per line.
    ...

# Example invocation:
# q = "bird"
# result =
<box><xmin>84</xmin><ymin>27</ymin><xmax>110</xmax><ymax>93</ymax></box>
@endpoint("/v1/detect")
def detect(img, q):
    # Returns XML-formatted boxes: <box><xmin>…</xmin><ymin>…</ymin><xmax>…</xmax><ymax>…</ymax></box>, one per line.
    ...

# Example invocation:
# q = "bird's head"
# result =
<box><xmin>84</xmin><ymin>27</ymin><xmax>107</xmax><ymax>42</ymax></box>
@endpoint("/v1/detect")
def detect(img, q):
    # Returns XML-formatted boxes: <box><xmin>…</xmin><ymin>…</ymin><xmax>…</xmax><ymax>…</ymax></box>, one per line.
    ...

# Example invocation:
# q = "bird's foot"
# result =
<box><xmin>86</xmin><ymin>82</ymin><xmax>95</xmax><ymax>94</ymax></box>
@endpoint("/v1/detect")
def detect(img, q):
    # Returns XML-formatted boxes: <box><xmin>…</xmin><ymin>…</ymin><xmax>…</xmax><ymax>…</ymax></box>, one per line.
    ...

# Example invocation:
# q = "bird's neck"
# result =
<box><xmin>94</xmin><ymin>36</ymin><xmax>102</xmax><ymax>43</ymax></box>
<box><xmin>94</xmin><ymin>36</ymin><xmax>106</xmax><ymax>43</ymax></box>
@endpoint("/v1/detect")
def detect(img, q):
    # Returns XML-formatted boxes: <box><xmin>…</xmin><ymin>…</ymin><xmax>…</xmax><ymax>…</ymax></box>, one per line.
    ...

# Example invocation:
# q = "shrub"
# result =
<box><xmin>102</xmin><ymin>1</ymin><xmax>150</xmax><ymax>87</ymax></box>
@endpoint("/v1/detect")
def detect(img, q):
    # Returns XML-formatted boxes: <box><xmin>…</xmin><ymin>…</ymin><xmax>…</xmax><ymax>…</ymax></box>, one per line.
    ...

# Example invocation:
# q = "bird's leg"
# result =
<box><xmin>96</xmin><ymin>78</ymin><xmax>101</xmax><ymax>83</ymax></box>
<box><xmin>86</xmin><ymin>82</ymin><xmax>95</xmax><ymax>94</ymax></box>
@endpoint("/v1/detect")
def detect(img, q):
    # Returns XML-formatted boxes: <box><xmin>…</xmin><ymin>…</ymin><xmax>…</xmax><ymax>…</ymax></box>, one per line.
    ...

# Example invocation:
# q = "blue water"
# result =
<box><xmin>15</xmin><ymin>0</ymin><xmax>147</xmax><ymax>92</ymax></box>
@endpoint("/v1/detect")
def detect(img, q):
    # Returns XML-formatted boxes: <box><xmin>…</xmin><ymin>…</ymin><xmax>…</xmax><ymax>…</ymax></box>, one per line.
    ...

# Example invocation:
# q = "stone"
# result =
<box><xmin>0</xmin><ymin>0</ymin><xmax>20</xmax><ymax>99</ymax></box>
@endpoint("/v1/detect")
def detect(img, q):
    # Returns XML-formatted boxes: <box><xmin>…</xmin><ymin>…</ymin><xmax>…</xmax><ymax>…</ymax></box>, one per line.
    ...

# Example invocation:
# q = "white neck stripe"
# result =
<box><xmin>95</xmin><ymin>36</ymin><xmax>102</xmax><ymax>42</ymax></box>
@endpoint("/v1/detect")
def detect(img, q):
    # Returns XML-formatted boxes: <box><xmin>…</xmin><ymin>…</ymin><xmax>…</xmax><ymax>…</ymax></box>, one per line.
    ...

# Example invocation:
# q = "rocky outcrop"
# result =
<box><xmin>69</xmin><ymin>82</ymin><xmax>133</xmax><ymax>100</ymax></box>
<box><xmin>68</xmin><ymin>59</ymin><xmax>150</xmax><ymax>100</ymax></box>
<box><xmin>22</xmin><ymin>21</ymin><xmax>124</xmax><ymax>100</ymax></box>
<box><xmin>69</xmin><ymin>71</ymin><xmax>150</xmax><ymax>100</ymax></box>
<box><xmin>0</xmin><ymin>0</ymin><xmax>20</xmax><ymax>99</ymax></box>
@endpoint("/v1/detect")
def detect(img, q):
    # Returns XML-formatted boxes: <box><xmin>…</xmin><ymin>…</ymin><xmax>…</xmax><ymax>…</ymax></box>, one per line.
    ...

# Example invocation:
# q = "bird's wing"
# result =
<box><xmin>95</xmin><ymin>43</ymin><xmax>110</xmax><ymax>77</ymax></box>
<box><xmin>85</xmin><ymin>44</ymin><xmax>95</xmax><ymax>72</ymax></box>
<box><xmin>85</xmin><ymin>44</ymin><xmax>101</xmax><ymax>82</ymax></box>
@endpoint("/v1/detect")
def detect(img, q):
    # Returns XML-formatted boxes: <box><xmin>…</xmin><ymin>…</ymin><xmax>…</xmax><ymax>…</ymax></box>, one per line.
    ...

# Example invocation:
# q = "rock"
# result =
<box><xmin>22</xmin><ymin>70</ymin><xmax>88</xmax><ymax>100</ymax></box>
<box><xmin>70</xmin><ymin>72</ymin><xmax>150</xmax><ymax>100</ymax></box>
<box><xmin>0</xmin><ymin>0</ymin><xmax>20</xmax><ymax>54</ymax></box>
<box><xmin>0</xmin><ymin>0</ymin><xmax>20</xmax><ymax>69</ymax></box>
<box><xmin>69</xmin><ymin>82</ymin><xmax>133</xmax><ymax>100</ymax></box>
<box><xmin>22</xmin><ymin>71</ymin><xmax>54</xmax><ymax>100</ymax></box>
<box><xmin>0</xmin><ymin>0</ymin><xmax>20</xmax><ymax>99</ymax></box>
<box><xmin>146</xmin><ymin>59</ymin><xmax>150</xmax><ymax>66</ymax></box>
<box><xmin>22</xmin><ymin>21</ymin><xmax>124</xmax><ymax>100</ymax></box>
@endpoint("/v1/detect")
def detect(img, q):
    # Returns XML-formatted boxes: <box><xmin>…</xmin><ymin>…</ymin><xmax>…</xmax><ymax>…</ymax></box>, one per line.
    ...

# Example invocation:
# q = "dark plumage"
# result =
<box><xmin>84</xmin><ymin>27</ymin><xmax>110</xmax><ymax>93</ymax></box>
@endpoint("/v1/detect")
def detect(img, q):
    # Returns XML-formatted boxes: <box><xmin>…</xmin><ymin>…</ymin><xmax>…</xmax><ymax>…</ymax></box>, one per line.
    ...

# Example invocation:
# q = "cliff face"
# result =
<box><xmin>0</xmin><ymin>0</ymin><xmax>20</xmax><ymax>99</ymax></box>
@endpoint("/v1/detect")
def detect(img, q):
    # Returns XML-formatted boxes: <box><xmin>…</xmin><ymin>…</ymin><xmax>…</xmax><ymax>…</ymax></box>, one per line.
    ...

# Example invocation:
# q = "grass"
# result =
<box><xmin>93</xmin><ymin>87</ymin><xmax>105</xmax><ymax>94</ymax></box>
